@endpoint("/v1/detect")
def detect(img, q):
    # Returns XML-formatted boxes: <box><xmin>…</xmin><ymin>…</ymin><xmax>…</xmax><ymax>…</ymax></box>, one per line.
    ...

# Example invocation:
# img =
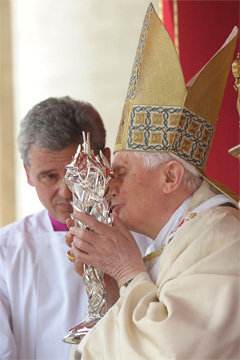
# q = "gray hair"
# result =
<box><xmin>17</xmin><ymin>96</ymin><xmax>106</xmax><ymax>168</ymax></box>
<box><xmin>134</xmin><ymin>151</ymin><xmax>202</xmax><ymax>192</ymax></box>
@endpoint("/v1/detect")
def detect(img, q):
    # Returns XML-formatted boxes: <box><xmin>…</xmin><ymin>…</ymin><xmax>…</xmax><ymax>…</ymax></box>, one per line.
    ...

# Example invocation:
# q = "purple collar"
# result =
<box><xmin>48</xmin><ymin>212</ymin><xmax>68</xmax><ymax>232</ymax></box>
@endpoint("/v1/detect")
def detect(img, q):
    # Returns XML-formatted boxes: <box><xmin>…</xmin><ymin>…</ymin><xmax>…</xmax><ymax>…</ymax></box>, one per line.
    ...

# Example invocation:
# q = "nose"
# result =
<box><xmin>59</xmin><ymin>179</ymin><xmax>72</xmax><ymax>198</ymax></box>
<box><xmin>106</xmin><ymin>177</ymin><xmax>119</xmax><ymax>201</ymax></box>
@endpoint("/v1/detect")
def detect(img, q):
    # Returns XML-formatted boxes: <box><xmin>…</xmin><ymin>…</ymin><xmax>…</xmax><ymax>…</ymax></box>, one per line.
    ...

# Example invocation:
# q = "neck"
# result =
<box><xmin>48</xmin><ymin>212</ymin><xmax>68</xmax><ymax>232</ymax></box>
<box><xmin>151</xmin><ymin>189</ymin><xmax>194</xmax><ymax>239</ymax></box>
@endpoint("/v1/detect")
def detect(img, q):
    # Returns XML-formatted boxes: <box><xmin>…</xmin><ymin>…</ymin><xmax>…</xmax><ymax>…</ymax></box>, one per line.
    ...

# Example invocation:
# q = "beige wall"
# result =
<box><xmin>0</xmin><ymin>1</ymin><xmax>16</xmax><ymax>227</ymax></box>
<box><xmin>7</xmin><ymin>0</ymin><xmax>159</xmax><ymax>222</ymax></box>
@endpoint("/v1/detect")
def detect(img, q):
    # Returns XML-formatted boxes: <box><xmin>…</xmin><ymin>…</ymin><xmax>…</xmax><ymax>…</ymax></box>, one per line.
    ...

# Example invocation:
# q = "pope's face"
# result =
<box><xmin>109</xmin><ymin>151</ymin><xmax>165</xmax><ymax>238</ymax></box>
<box><xmin>24</xmin><ymin>145</ymin><xmax>78</xmax><ymax>223</ymax></box>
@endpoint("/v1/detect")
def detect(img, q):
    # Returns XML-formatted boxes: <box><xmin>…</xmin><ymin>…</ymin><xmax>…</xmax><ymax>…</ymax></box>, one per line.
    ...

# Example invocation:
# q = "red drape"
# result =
<box><xmin>162</xmin><ymin>0</ymin><xmax>240</xmax><ymax>194</ymax></box>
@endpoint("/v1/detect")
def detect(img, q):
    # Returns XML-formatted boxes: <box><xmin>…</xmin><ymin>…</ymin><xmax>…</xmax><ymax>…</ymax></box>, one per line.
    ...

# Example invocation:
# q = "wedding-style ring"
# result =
<box><xmin>66</xmin><ymin>250</ymin><xmax>76</xmax><ymax>263</ymax></box>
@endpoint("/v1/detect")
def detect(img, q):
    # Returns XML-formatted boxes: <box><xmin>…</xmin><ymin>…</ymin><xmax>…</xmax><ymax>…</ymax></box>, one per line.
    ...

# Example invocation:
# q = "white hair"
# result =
<box><xmin>134</xmin><ymin>151</ymin><xmax>202</xmax><ymax>192</ymax></box>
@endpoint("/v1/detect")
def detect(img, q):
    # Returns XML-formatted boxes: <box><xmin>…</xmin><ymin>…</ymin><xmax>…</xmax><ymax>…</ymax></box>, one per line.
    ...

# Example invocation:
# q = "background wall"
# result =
<box><xmin>0</xmin><ymin>1</ymin><xmax>15</xmax><ymax>227</ymax></box>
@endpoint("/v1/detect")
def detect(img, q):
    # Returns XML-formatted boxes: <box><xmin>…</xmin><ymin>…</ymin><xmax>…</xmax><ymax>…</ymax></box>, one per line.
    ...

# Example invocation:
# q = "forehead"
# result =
<box><xmin>28</xmin><ymin>145</ymin><xmax>78</xmax><ymax>166</ymax></box>
<box><xmin>112</xmin><ymin>151</ymin><xmax>143</xmax><ymax>172</ymax></box>
<box><xmin>113</xmin><ymin>151</ymin><xmax>133</xmax><ymax>166</ymax></box>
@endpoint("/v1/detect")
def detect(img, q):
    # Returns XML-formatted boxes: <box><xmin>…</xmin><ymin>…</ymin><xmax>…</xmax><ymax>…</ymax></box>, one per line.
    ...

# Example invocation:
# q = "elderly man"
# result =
<box><xmin>67</xmin><ymin>5</ymin><xmax>239</xmax><ymax>360</ymax></box>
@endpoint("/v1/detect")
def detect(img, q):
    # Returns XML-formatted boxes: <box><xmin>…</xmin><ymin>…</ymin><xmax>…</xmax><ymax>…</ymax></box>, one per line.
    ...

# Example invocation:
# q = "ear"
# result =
<box><xmin>23</xmin><ymin>163</ymin><xmax>34</xmax><ymax>186</ymax></box>
<box><xmin>103</xmin><ymin>147</ymin><xmax>111</xmax><ymax>164</ymax></box>
<box><xmin>162</xmin><ymin>161</ymin><xmax>185</xmax><ymax>194</ymax></box>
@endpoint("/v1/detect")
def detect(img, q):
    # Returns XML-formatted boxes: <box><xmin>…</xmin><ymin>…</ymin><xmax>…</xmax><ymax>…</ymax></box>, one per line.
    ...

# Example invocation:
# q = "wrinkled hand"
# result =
<box><xmin>68</xmin><ymin>211</ymin><xmax>146</xmax><ymax>287</ymax></box>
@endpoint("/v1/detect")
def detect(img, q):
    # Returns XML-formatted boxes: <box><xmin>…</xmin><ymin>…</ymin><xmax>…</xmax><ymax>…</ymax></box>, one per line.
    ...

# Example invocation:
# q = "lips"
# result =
<box><xmin>111</xmin><ymin>204</ymin><xmax>121</xmax><ymax>213</ymax></box>
<box><xmin>59</xmin><ymin>203</ymin><xmax>73</xmax><ymax>212</ymax></box>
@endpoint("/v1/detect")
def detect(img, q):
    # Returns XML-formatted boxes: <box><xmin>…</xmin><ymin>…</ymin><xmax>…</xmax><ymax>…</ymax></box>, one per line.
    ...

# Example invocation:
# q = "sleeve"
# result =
<box><xmin>80</xmin><ymin>208</ymin><xmax>239</xmax><ymax>360</ymax></box>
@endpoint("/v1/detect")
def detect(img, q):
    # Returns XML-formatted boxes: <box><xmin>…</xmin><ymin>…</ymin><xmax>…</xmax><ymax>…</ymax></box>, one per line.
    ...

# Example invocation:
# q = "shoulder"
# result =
<box><xmin>0</xmin><ymin>209</ymin><xmax>52</xmax><ymax>244</ymax></box>
<box><xmin>158</xmin><ymin>204</ymin><xmax>239</xmax><ymax>285</ymax></box>
<box><xmin>176</xmin><ymin>204</ymin><xmax>239</xmax><ymax>254</ymax></box>
<box><xmin>192</xmin><ymin>204</ymin><xmax>239</xmax><ymax>236</ymax></box>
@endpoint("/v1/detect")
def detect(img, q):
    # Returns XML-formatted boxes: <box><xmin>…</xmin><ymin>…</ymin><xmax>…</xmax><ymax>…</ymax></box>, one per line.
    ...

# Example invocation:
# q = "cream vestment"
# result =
<box><xmin>74</xmin><ymin>181</ymin><xmax>239</xmax><ymax>360</ymax></box>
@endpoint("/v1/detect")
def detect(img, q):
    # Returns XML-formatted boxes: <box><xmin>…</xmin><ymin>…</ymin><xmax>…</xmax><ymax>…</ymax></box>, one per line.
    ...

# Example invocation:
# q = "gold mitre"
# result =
<box><xmin>114</xmin><ymin>3</ymin><xmax>239</xmax><ymax>180</ymax></box>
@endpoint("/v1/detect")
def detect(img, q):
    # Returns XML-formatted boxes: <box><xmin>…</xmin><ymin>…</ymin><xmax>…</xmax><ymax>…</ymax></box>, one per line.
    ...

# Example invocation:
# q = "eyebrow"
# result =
<box><xmin>112</xmin><ymin>165</ymin><xmax>127</xmax><ymax>172</ymax></box>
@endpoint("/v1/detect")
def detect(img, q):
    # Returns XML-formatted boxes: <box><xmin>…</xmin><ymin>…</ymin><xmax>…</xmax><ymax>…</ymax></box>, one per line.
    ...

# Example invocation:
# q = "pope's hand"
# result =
<box><xmin>68</xmin><ymin>211</ymin><xmax>146</xmax><ymax>287</ymax></box>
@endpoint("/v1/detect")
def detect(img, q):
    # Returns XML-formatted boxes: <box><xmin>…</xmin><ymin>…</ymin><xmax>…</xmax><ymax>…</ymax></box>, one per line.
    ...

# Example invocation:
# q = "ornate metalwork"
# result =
<box><xmin>63</xmin><ymin>132</ymin><xmax>111</xmax><ymax>344</ymax></box>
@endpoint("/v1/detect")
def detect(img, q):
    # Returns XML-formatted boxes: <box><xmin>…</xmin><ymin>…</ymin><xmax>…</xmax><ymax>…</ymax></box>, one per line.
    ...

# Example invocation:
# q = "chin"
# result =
<box><xmin>118</xmin><ymin>213</ymin><xmax>130</xmax><ymax>227</ymax></box>
<box><xmin>56</xmin><ymin>213</ymin><xmax>70</xmax><ymax>224</ymax></box>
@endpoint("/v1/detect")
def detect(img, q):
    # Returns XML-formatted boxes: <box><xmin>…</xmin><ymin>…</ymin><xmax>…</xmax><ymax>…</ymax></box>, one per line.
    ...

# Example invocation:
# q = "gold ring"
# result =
<box><xmin>66</xmin><ymin>250</ymin><xmax>76</xmax><ymax>263</ymax></box>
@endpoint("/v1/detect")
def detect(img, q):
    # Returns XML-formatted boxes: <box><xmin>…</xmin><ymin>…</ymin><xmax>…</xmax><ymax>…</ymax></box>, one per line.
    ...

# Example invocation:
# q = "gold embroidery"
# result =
<box><xmin>143</xmin><ymin>246</ymin><xmax>165</xmax><ymax>263</ymax></box>
<box><xmin>143</xmin><ymin>212</ymin><xmax>197</xmax><ymax>264</ymax></box>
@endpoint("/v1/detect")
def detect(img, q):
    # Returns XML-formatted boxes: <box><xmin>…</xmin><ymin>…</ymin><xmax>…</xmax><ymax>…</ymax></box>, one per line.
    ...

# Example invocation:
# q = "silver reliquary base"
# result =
<box><xmin>62</xmin><ymin>313</ymin><xmax>103</xmax><ymax>344</ymax></box>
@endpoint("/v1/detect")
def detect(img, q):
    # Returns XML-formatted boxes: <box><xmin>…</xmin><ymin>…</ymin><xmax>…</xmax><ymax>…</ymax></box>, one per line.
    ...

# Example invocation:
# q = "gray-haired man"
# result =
<box><xmin>0</xmin><ymin>96</ymin><xmax>152</xmax><ymax>359</ymax></box>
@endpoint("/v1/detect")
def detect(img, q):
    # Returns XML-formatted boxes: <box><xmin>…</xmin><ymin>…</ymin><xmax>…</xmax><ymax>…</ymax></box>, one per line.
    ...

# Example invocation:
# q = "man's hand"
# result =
<box><xmin>66</xmin><ymin>217</ymin><xmax>85</xmax><ymax>276</ymax></box>
<box><xmin>68</xmin><ymin>211</ymin><xmax>146</xmax><ymax>287</ymax></box>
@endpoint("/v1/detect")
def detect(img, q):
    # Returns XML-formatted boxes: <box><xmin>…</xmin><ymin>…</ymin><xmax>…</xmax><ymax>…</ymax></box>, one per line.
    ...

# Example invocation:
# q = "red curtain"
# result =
<box><xmin>162</xmin><ymin>0</ymin><xmax>240</xmax><ymax>194</ymax></box>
